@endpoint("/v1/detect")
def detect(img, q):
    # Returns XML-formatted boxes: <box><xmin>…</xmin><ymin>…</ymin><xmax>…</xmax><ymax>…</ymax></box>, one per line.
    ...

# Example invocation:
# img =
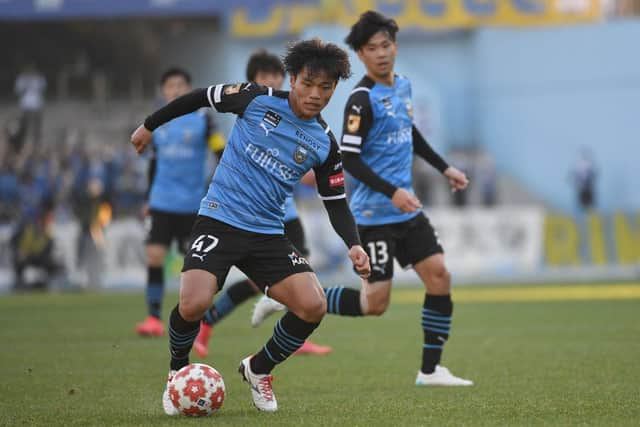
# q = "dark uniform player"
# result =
<box><xmin>322</xmin><ymin>11</ymin><xmax>473</xmax><ymax>386</ymax></box>
<box><xmin>131</xmin><ymin>39</ymin><xmax>370</xmax><ymax>413</ymax></box>
<box><xmin>135</xmin><ymin>68</ymin><xmax>224</xmax><ymax>337</ymax></box>
<box><xmin>193</xmin><ymin>49</ymin><xmax>332</xmax><ymax>357</ymax></box>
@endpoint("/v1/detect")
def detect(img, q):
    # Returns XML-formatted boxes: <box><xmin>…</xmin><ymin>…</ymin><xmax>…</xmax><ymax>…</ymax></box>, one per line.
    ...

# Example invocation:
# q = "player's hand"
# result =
<box><xmin>349</xmin><ymin>245</ymin><xmax>371</xmax><ymax>279</ymax></box>
<box><xmin>141</xmin><ymin>202</ymin><xmax>150</xmax><ymax>217</ymax></box>
<box><xmin>444</xmin><ymin>166</ymin><xmax>469</xmax><ymax>192</ymax></box>
<box><xmin>391</xmin><ymin>188</ymin><xmax>422</xmax><ymax>213</ymax></box>
<box><xmin>131</xmin><ymin>124</ymin><xmax>152</xmax><ymax>154</ymax></box>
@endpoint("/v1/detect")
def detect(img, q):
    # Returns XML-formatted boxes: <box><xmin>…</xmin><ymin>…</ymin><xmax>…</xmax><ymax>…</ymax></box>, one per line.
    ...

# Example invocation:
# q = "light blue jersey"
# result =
<box><xmin>148</xmin><ymin>110</ymin><xmax>210</xmax><ymax>214</ymax></box>
<box><xmin>283</xmin><ymin>196</ymin><xmax>298</xmax><ymax>223</ymax></box>
<box><xmin>199</xmin><ymin>83</ymin><xmax>345</xmax><ymax>234</ymax></box>
<box><xmin>340</xmin><ymin>75</ymin><xmax>418</xmax><ymax>226</ymax></box>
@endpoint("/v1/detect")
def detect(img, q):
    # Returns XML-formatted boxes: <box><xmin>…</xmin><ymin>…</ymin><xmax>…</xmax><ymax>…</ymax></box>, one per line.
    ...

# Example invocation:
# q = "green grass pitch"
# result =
<box><xmin>1</xmin><ymin>285</ymin><xmax>639</xmax><ymax>426</ymax></box>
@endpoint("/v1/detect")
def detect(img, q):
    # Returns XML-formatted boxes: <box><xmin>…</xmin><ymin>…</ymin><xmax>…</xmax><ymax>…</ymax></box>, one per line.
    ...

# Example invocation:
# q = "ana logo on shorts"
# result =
<box><xmin>288</xmin><ymin>251</ymin><xmax>309</xmax><ymax>266</ymax></box>
<box><xmin>293</xmin><ymin>145</ymin><xmax>308</xmax><ymax>164</ymax></box>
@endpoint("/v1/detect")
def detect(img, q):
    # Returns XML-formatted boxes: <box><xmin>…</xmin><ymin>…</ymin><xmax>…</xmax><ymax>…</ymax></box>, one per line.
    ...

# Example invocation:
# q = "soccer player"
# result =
<box><xmin>193</xmin><ymin>49</ymin><xmax>332</xmax><ymax>357</ymax></box>
<box><xmin>135</xmin><ymin>68</ymin><xmax>224</xmax><ymax>337</ymax></box>
<box><xmin>324</xmin><ymin>11</ymin><xmax>474</xmax><ymax>386</ymax></box>
<box><xmin>130</xmin><ymin>39</ymin><xmax>370</xmax><ymax>413</ymax></box>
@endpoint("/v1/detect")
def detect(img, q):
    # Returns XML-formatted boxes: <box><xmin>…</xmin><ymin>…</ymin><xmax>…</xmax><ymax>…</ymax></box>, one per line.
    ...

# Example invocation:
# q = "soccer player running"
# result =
<box><xmin>130</xmin><ymin>39</ymin><xmax>370</xmax><ymax>413</ymax></box>
<box><xmin>135</xmin><ymin>68</ymin><xmax>224</xmax><ymax>337</ymax></box>
<box><xmin>330</xmin><ymin>11</ymin><xmax>473</xmax><ymax>386</ymax></box>
<box><xmin>193</xmin><ymin>49</ymin><xmax>332</xmax><ymax>357</ymax></box>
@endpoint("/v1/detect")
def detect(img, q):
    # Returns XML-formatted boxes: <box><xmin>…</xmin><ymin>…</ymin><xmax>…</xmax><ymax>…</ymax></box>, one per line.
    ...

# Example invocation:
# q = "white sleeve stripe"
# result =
<box><xmin>340</xmin><ymin>145</ymin><xmax>361</xmax><ymax>153</ymax></box>
<box><xmin>268</xmin><ymin>87</ymin><xmax>273</xmax><ymax>96</ymax></box>
<box><xmin>213</xmin><ymin>84</ymin><xmax>223</xmax><ymax>103</ymax></box>
<box><xmin>324</xmin><ymin>125</ymin><xmax>331</xmax><ymax>134</ymax></box>
<box><xmin>350</xmin><ymin>87</ymin><xmax>370</xmax><ymax>95</ymax></box>
<box><xmin>319</xmin><ymin>194</ymin><xmax>347</xmax><ymax>201</ymax></box>
<box><xmin>206</xmin><ymin>86</ymin><xmax>215</xmax><ymax>107</ymax></box>
<box><xmin>342</xmin><ymin>134</ymin><xmax>362</xmax><ymax>145</ymax></box>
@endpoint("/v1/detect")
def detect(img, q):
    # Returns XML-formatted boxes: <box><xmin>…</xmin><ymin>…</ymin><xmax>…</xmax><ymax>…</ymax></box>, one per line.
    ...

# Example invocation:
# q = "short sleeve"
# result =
<box><xmin>314</xmin><ymin>132</ymin><xmax>346</xmax><ymax>201</ymax></box>
<box><xmin>206</xmin><ymin>82</ymin><xmax>270</xmax><ymax>116</ymax></box>
<box><xmin>340</xmin><ymin>88</ymin><xmax>373</xmax><ymax>155</ymax></box>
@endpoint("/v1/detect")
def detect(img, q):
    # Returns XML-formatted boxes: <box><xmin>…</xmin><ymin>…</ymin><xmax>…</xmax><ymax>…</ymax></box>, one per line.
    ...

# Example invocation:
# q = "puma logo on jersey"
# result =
<box><xmin>191</xmin><ymin>253</ymin><xmax>206</xmax><ymax>262</ymax></box>
<box><xmin>351</xmin><ymin>104</ymin><xmax>362</xmax><ymax>114</ymax></box>
<box><xmin>260</xmin><ymin>123</ymin><xmax>272</xmax><ymax>136</ymax></box>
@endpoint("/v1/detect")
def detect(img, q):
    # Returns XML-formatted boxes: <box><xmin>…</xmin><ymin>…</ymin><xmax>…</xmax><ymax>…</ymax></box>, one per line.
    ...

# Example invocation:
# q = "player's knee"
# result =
<box><xmin>178</xmin><ymin>296</ymin><xmax>208</xmax><ymax>321</ymax></box>
<box><xmin>299</xmin><ymin>295</ymin><xmax>326</xmax><ymax>323</ymax></box>
<box><xmin>432</xmin><ymin>264</ymin><xmax>450</xmax><ymax>286</ymax></box>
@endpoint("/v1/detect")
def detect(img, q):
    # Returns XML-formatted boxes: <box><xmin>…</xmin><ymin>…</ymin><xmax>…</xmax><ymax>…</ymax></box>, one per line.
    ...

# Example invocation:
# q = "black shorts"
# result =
<box><xmin>146</xmin><ymin>209</ymin><xmax>198</xmax><ymax>253</ymax></box>
<box><xmin>182</xmin><ymin>216</ymin><xmax>313</xmax><ymax>290</ymax></box>
<box><xmin>284</xmin><ymin>218</ymin><xmax>309</xmax><ymax>257</ymax></box>
<box><xmin>357</xmin><ymin>212</ymin><xmax>443</xmax><ymax>282</ymax></box>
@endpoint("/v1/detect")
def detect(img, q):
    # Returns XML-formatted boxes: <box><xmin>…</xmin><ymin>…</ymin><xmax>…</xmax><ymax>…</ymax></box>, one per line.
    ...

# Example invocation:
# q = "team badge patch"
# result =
<box><xmin>262</xmin><ymin>110</ymin><xmax>282</xmax><ymax>127</ymax></box>
<box><xmin>347</xmin><ymin>114</ymin><xmax>361</xmax><ymax>133</ymax></box>
<box><xmin>382</xmin><ymin>97</ymin><xmax>393</xmax><ymax>109</ymax></box>
<box><xmin>223</xmin><ymin>83</ymin><xmax>242</xmax><ymax>95</ymax></box>
<box><xmin>293</xmin><ymin>145</ymin><xmax>308</xmax><ymax>164</ymax></box>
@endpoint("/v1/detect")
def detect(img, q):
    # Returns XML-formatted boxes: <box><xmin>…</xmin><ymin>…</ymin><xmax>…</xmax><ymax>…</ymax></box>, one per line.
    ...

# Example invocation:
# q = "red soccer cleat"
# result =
<box><xmin>294</xmin><ymin>340</ymin><xmax>332</xmax><ymax>356</ymax></box>
<box><xmin>193</xmin><ymin>322</ymin><xmax>213</xmax><ymax>357</ymax></box>
<box><xmin>135</xmin><ymin>316</ymin><xmax>165</xmax><ymax>337</ymax></box>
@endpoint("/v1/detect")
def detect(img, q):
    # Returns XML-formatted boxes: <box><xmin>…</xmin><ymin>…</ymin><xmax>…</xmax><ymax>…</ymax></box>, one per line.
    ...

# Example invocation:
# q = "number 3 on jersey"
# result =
<box><xmin>367</xmin><ymin>241</ymin><xmax>389</xmax><ymax>266</ymax></box>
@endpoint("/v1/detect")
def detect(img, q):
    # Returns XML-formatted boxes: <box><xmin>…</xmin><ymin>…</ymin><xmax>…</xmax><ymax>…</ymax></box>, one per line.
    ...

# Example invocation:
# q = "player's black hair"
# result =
<box><xmin>246</xmin><ymin>49</ymin><xmax>285</xmax><ymax>82</ymax></box>
<box><xmin>283</xmin><ymin>38</ymin><xmax>351</xmax><ymax>82</ymax></box>
<box><xmin>345</xmin><ymin>10</ymin><xmax>399</xmax><ymax>51</ymax></box>
<box><xmin>160</xmin><ymin>67</ymin><xmax>192</xmax><ymax>85</ymax></box>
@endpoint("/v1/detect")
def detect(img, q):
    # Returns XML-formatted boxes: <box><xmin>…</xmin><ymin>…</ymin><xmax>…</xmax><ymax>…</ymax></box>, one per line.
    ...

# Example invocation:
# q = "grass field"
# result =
<box><xmin>1</xmin><ymin>283</ymin><xmax>639</xmax><ymax>426</ymax></box>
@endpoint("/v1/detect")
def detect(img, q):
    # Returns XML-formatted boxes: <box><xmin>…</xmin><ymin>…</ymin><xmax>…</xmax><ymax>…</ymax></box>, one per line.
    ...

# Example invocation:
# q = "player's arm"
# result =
<box><xmin>412</xmin><ymin>125</ymin><xmax>469</xmax><ymax>191</ymax></box>
<box><xmin>131</xmin><ymin>83</ymin><xmax>267</xmax><ymax>154</ymax></box>
<box><xmin>340</xmin><ymin>91</ymin><xmax>421</xmax><ymax>213</ymax></box>
<box><xmin>314</xmin><ymin>135</ymin><xmax>370</xmax><ymax>279</ymax></box>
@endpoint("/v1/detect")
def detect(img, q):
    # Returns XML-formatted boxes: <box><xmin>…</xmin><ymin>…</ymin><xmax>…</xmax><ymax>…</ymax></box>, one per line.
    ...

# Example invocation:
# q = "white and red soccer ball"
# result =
<box><xmin>168</xmin><ymin>363</ymin><xmax>225</xmax><ymax>416</ymax></box>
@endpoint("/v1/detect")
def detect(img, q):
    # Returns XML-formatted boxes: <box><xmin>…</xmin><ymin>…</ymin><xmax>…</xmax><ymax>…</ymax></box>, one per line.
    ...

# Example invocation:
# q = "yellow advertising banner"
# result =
<box><xmin>231</xmin><ymin>0</ymin><xmax>602</xmax><ymax>37</ymax></box>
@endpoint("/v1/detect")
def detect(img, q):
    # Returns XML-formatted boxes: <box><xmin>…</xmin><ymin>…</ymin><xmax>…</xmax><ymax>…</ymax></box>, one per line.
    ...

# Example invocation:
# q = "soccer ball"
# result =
<box><xmin>168</xmin><ymin>363</ymin><xmax>225</xmax><ymax>416</ymax></box>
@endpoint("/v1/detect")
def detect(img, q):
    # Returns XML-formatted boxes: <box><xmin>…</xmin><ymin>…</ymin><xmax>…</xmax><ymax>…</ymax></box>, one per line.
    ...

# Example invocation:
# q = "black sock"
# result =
<box><xmin>324</xmin><ymin>287</ymin><xmax>362</xmax><ymax>316</ymax></box>
<box><xmin>421</xmin><ymin>294</ymin><xmax>453</xmax><ymax>374</ymax></box>
<box><xmin>250</xmin><ymin>311</ymin><xmax>320</xmax><ymax>374</ymax></box>
<box><xmin>168</xmin><ymin>305</ymin><xmax>200</xmax><ymax>371</ymax></box>
<box><xmin>146</xmin><ymin>266</ymin><xmax>164</xmax><ymax>318</ymax></box>
<box><xmin>202</xmin><ymin>279</ymin><xmax>258</xmax><ymax>325</ymax></box>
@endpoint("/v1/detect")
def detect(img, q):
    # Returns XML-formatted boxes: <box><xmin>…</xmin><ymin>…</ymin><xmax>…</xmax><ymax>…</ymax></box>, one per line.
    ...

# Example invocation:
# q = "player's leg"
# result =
<box><xmin>194</xmin><ymin>278</ymin><xmax>260</xmax><ymax>357</ymax></box>
<box><xmin>163</xmin><ymin>217</ymin><xmax>239</xmax><ymax>415</ymax></box>
<box><xmin>324</xmin><ymin>223</ymin><xmax>396</xmax><ymax>317</ymax></box>
<box><xmin>400</xmin><ymin>214</ymin><xmax>472</xmax><ymax>386</ymax></box>
<box><xmin>136</xmin><ymin>210</ymin><xmax>170</xmax><ymax>336</ymax></box>
<box><xmin>236</xmin><ymin>236</ymin><xmax>324</xmax><ymax>411</ymax></box>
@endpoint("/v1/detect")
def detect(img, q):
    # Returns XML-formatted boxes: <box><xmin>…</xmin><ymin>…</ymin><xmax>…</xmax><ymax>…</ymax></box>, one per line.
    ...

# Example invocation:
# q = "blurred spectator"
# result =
<box><xmin>571</xmin><ymin>147</ymin><xmax>597</xmax><ymax>211</ymax></box>
<box><xmin>14</xmin><ymin>64</ymin><xmax>46</xmax><ymax>146</ymax></box>
<box><xmin>10</xmin><ymin>198</ymin><xmax>58</xmax><ymax>291</ymax></box>
<box><xmin>476</xmin><ymin>152</ymin><xmax>498</xmax><ymax>207</ymax></box>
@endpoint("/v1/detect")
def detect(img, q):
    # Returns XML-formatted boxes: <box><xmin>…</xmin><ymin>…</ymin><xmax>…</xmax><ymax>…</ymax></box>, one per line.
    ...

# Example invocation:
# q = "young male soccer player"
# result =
<box><xmin>135</xmin><ymin>68</ymin><xmax>223</xmax><ymax>337</ymax></box>
<box><xmin>130</xmin><ymin>39</ymin><xmax>370</xmax><ymax>413</ymax></box>
<box><xmin>193</xmin><ymin>49</ymin><xmax>332</xmax><ymax>357</ymax></box>
<box><xmin>323</xmin><ymin>11</ymin><xmax>473</xmax><ymax>386</ymax></box>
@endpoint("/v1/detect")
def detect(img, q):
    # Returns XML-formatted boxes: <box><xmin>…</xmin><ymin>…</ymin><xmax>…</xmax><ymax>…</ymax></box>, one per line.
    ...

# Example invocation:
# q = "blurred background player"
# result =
<box><xmin>256</xmin><ymin>11</ymin><xmax>473</xmax><ymax>386</ymax></box>
<box><xmin>135</xmin><ymin>68</ymin><xmax>224</xmax><ymax>336</ymax></box>
<box><xmin>131</xmin><ymin>38</ymin><xmax>369</xmax><ymax>413</ymax></box>
<box><xmin>193</xmin><ymin>49</ymin><xmax>332</xmax><ymax>357</ymax></box>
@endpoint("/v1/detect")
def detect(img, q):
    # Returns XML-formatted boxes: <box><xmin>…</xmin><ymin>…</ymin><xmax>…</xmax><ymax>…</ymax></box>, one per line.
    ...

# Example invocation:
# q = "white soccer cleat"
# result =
<box><xmin>238</xmin><ymin>356</ymin><xmax>278</xmax><ymax>412</ymax></box>
<box><xmin>162</xmin><ymin>370</ymin><xmax>179</xmax><ymax>416</ymax></box>
<box><xmin>251</xmin><ymin>295</ymin><xmax>285</xmax><ymax>327</ymax></box>
<box><xmin>415</xmin><ymin>365</ymin><xmax>473</xmax><ymax>387</ymax></box>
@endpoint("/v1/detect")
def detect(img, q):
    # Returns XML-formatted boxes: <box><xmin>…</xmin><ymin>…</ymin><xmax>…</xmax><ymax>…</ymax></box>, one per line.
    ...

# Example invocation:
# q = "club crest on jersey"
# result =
<box><xmin>223</xmin><ymin>83</ymin><xmax>242</xmax><ymax>95</ymax></box>
<box><xmin>381</xmin><ymin>97</ymin><xmax>393</xmax><ymax>109</ymax></box>
<box><xmin>293</xmin><ymin>145</ymin><xmax>308</xmax><ymax>164</ymax></box>
<box><xmin>347</xmin><ymin>114</ymin><xmax>361</xmax><ymax>133</ymax></box>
